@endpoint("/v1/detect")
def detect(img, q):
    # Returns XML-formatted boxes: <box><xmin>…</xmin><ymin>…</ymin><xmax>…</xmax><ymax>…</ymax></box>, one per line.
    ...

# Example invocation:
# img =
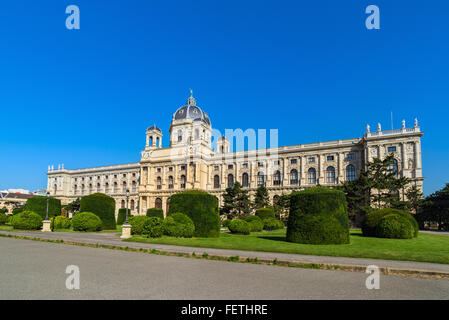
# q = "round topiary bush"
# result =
<box><xmin>168</xmin><ymin>191</ymin><xmax>221</xmax><ymax>238</ymax></box>
<box><xmin>11</xmin><ymin>211</ymin><xmax>42</xmax><ymax>230</ymax></box>
<box><xmin>375</xmin><ymin>214</ymin><xmax>414</xmax><ymax>239</ymax></box>
<box><xmin>228</xmin><ymin>219</ymin><xmax>251</xmax><ymax>235</ymax></box>
<box><xmin>80</xmin><ymin>193</ymin><xmax>116</xmax><ymax>230</ymax></box>
<box><xmin>222</xmin><ymin>219</ymin><xmax>231</xmax><ymax>228</ymax></box>
<box><xmin>117</xmin><ymin>208</ymin><xmax>132</xmax><ymax>225</ymax></box>
<box><xmin>362</xmin><ymin>208</ymin><xmax>418</xmax><ymax>238</ymax></box>
<box><xmin>146</xmin><ymin>208</ymin><xmax>164</xmax><ymax>219</ymax></box>
<box><xmin>163</xmin><ymin>213</ymin><xmax>195</xmax><ymax>238</ymax></box>
<box><xmin>0</xmin><ymin>213</ymin><xmax>7</xmax><ymax>225</ymax></box>
<box><xmin>263</xmin><ymin>217</ymin><xmax>284</xmax><ymax>231</ymax></box>
<box><xmin>143</xmin><ymin>217</ymin><xmax>164</xmax><ymax>238</ymax></box>
<box><xmin>72</xmin><ymin>212</ymin><xmax>102</xmax><ymax>232</ymax></box>
<box><xmin>287</xmin><ymin>186</ymin><xmax>350</xmax><ymax>244</ymax></box>
<box><xmin>53</xmin><ymin>216</ymin><xmax>71</xmax><ymax>229</ymax></box>
<box><xmin>129</xmin><ymin>216</ymin><xmax>150</xmax><ymax>235</ymax></box>
<box><xmin>244</xmin><ymin>215</ymin><xmax>264</xmax><ymax>232</ymax></box>
<box><xmin>255</xmin><ymin>207</ymin><xmax>276</xmax><ymax>220</ymax></box>
<box><xmin>25</xmin><ymin>196</ymin><xmax>61</xmax><ymax>219</ymax></box>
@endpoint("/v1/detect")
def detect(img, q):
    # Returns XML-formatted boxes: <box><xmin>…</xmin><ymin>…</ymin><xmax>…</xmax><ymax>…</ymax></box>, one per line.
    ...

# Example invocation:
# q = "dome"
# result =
<box><xmin>146</xmin><ymin>126</ymin><xmax>161</xmax><ymax>133</ymax></box>
<box><xmin>173</xmin><ymin>91</ymin><xmax>211</xmax><ymax>126</ymax></box>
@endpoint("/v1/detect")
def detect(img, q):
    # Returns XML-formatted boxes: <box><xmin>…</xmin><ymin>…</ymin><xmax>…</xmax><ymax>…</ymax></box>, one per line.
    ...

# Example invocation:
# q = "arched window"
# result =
<box><xmin>156</xmin><ymin>137</ymin><xmax>160</xmax><ymax>146</ymax></box>
<box><xmin>121</xmin><ymin>200</ymin><xmax>125</xmax><ymax>209</ymax></box>
<box><xmin>290</xmin><ymin>169</ymin><xmax>298</xmax><ymax>185</ymax></box>
<box><xmin>273</xmin><ymin>170</ymin><xmax>281</xmax><ymax>186</ymax></box>
<box><xmin>195</xmin><ymin>129</ymin><xmax>199</xmax><ymax>140</ymax></box>
<box><xmin>346</xmin><ymin>165</ymin><xmax>356</xmax><ymax>181</ymax></box>
<box><xmin>388</xmin><ymin>159</ymin><xmax>399</xmax><ymax>177</ymax></box>
<box><xmin>89</xmin><ymin>184</ymin><xmax>93</xmax><ymax>193</ymax></box>
<box><xmin>326</xmin><ymin>166</ymin><xmax>336</xmax><ymax>184</ymax></box>
<box><xmin>157</xmin><ymin>177</ymin><xmax>162</xmax><ymax>190</ymax></box>
<box><xmin>307</xmin><ymin>168</ymin><xmax>317</xmax><ymax>184</ymax></box>
<box><xmin>113</xmin><ymin>182</ymin><xmax>118</xmax><ymax>193</ymax></box>
<box><xmin>131</xmin><ymin>199</ymin><xmax>135</xmax><ymax>210</ymax></box>
<box><xmin>257</xmin><ymin>172</ymin><xmax>265</xmax><ymax>186</ymax></box>
<box><xmin>105</xmin><ymin>183</ymin><xmax>109</xmax><ymax>194</ymax></box>
<box><xmin>168</xmin><ymin>176</ymin><xmax>174</xmax><ymax>189</ymax></box>
<box><xmin>97</xmin><ymin>183</ymin><xmax>101</xmax><ymax>192</ymax></box>
<box><xmin>177</xmin><ymin>130</ymin><xmax>182</xmax><ymax>142</ymax></box>
<box><xmin>227</xmin><ymin>174</ymin><xmax>234</xmax><ymax>187</ymax></box>
<box><xmin>81</xmin><ymin>184</ymin><xmax>85</xmax><ymax>195</ymax></box>
<box><xmin>166</xmin><ymin>197</ymin><xmax>170</xmax><ymax>213</ymax></box>
<box><xmin>242</xmin><ymin>173</ymin><xmax>249</xmax><ymax>187</ymax></box>
<box><xmin>155</xmin><ymin>198</ymin><xmax>162</xmax><ymax>209</ymax></box>
<box><xmin>149</xmin><ymin>136</ymin><xmax>153</xmax><ymax>146</ymax></box>
<box><xmin>180</xmin><ymin>175</ymin><xmax>186</xmax><ymax>189</ymax></box>
<box><xmin>122</xmin><ymin>181</ymin><xmax>127</xmax><ymax>193</ymax></box>
<box><xmin>74</xmin><ymin>185</ymin><xmax>77</xmax><ymax>195</ymax></box>
<box><xmin>214</xmin><ymin>175</ymin><xmax>220</xmax><ymax>189</ymax></box>
<box><xmin>132</xmin><ymin>181</ymin><xmax>136</xmax><ymax>192</ymax></box>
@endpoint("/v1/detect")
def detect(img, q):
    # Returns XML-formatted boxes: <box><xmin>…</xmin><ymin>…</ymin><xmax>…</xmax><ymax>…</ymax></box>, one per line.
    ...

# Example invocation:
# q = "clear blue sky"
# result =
<box><xmin>1</xmin><ymin>0</ymin><xmax>448</xmax><ymax>195</ymax></box>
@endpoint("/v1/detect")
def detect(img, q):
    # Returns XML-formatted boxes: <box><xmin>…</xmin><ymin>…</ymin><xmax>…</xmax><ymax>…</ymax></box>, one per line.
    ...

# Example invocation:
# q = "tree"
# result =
<box><xmin>220</xmin><ymin>182</ymin><xmax>251</xmax><ymax>219</ymax></box>
<box><xmin>416</xmin><ymin>184</ymin><xmax>449</xmax><ymax>230</ymax></box>
<box><xmin>405</xmin><ymin>185</ymin><xmax>424</xmax><ymax>214</ymax></box>
<box><xmin>273</xmin><ymin>193</ymin><xmax>291</xmax><ymax>220</ymax></box>
<box><xmin>64</xmin><ymin>198</ymin><xmax>81</xmax><ymax>214</ymax></box>
<box><xmin>253</xmin><ymin>185</ymin><xmax>270</xmax><ymax>209</ymax></box>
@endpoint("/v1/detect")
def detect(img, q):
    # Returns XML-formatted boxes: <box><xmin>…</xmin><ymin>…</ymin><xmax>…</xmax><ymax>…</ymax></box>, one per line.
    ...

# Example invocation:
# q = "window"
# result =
<box><xmin>121</xmin><ymin>200</ymin><xmax>125</xmax><ymax>209</ymax></box>
<box><xmin>214</xmin><ymin>165</ymin><xmax>219</xmax><ymax>171</ymax></box>
<box><xmin>307</xmin><ymin>168</ymin><xmax>317</xmax><ymax>184</ymax></box>
<box><xmin>132</xmin><ymin>181</ymin><xmax>137</xmax><ymax>192</ymax></box>
<box><xmin>258</xmin><ymin>162</ymin><xmax>264</xmax><ymax>167</ymax></box>
<box><xmin>290</xmin><ymin>159</ymin><xmax>297</xmax><ymax>165</ymax></box>
<box><xmin>257</xmin><ymin>172</ymin><xmax>265</xmax><ymax>186</ymax></box>
<box><xmin>290</xmin><ymin>169</ymin><xmax>298</xmax><ymax>185</ymax></box>
<box><xmin>242</xmin><ymin>163</ymin><xmax>248</xmax><ymax>169</ymax></box>
<box><xmin>155</xmin><ymin>198</ymin><xmax>162</xmax><ymax>209</ymax></box>
<box><xmin>180</xmin><ymin>165</ymin><xmax>186</xmax><ymax>171</ymax></box>
<box><xmin>168</xmin><ymin>176</ymin><xmax>174</xmax><ymax>189</ymax></box>
<box><xmin>214</xmin><ymin>175</ymin><xmax>220</xmax><ymax>189</ymax></box>
<box><xmin>326</xmin><ymin>166</ymin><xmax>336</xmax><ymax>184</ymax></box>
<box><xmin>327</xmin><ymin>155</ymin><xmax>334</xmax><ymax>161</ymax></box>
<box><xmin>157</xmin><ymin>168</ymin><xmax>161</xmax><ymax>173</ymax></box>
<box><xmin>89</xmin><ymin>184</ymin><xmax>93</xmax><ymax>193</ymax></box>
<box><xmin>308</xmin><ymin>157</ymin><xmax>315</xmax><ymax>163</ymax></box>
<box><xmin>105</xmin><ymin>183</ymin><xmax>109</xmax><ymax>194</ymax></box>
<box><xmin>74</xmin><ymin>185</ymin><xmax>78</xmax><ymax>195</ymax></box>
<box><xmin>113</xmin><ymin>182</ymin><xmax>118</xmax><ymax>193</ymax></box>
<box><xmin>273</xmin><ymin>160</ymin><xmax>280</xmax><ymax>166</ymax></box>
<box><xmin>157</xmin><ymin>177</ymin><xmax>162</xmax><ymax>190</ymax></box>
<box><xmin>97</xmin><ymin>183</ymin><xmax>101</xmax><ymax>192</ymax></box>
<box><xmin>346</xmin><ymin>165</ymin><xmax>356</xmax><ymax>181</ymax></box>
<box><xmin>242</xmin><ymin>173</ymin><xmax>249</xmax><ymax>187</ymax></box>
<box><xmin>180</xmin><ymin>175</ymin><xmax>186</xmax><ymax>189</ymax></box>
<box><xmin>388</xmin><ymin>159</ymin><xmax>399</xmax><ymax>177</ymax></box>
<box><xmin>169</xmin><ymin>167</ymin><xmax>173</xmax><ymax>172</ymax></box>
<box><xmin>123</xmin><ymin>174</ymin><xmax>126</xmax><ymax>178</ymax></box>
<box><xmin>122</xmin><ymin>182</ymin><xmax>127</xmax><ymax>193</ymax></box>
<box><xmin>346</xmin><ymin>153</ymin><xmax>354</xmax><ymax>160</ymax></box>
<box><xmin>388</xmin><ymin>146</ymin><xmax>397</xmax><ymax>153</ymax></box>
<box><xmin>132</xmin><ymin>173</ymin><xmax>136</xmax><ymax>177</ymax></box>
<box><xmin>195</xmin><ymin>129</ymin><xmax>199</xmax><ymax>140</ymax></box>
<box><xmin>178</xmin><ymin>130</ymin><xmax>182</xmax><ymax>142</ymax></box>
<box><xmin>228</xmin><ymin>164</ymin><xmax>233</xmax><ymax>170</ymax></box>
<box><xmin>131</xmin><ymin>200</ymin><xmax>135</xmax><ymax>210</ymax></box>
<box><xmin>227</xmin><ymin>174</ymin><xmax>234</xmax><ymax>187</ymax></box>
<box><xmin>273</xmin><ymin>170</ymin><xmax>281</xmax><ymax>186</ymax></box>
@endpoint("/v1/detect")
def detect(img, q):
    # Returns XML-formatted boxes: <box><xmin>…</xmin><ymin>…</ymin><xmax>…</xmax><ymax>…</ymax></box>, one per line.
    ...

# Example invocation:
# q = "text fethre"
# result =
<box><xmin>226</xmin><ymin>305</ymin><xmax>268</xmax><ymax>315</ymax></box>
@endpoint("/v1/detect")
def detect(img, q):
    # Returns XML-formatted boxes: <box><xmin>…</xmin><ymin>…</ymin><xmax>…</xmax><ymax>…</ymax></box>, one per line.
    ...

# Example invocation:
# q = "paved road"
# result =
<box><xmin>1</xmin><ymin>237</ymin><xmax>448</xmax><ymax>299</ymax></box>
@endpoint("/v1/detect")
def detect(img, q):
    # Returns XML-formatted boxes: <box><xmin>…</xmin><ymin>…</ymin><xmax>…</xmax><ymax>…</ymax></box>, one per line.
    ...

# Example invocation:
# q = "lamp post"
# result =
<box><xmin>125</xmin><ymin>189</ymin><xmax>130</xmax><ymax>224</ymax></box>
<box><xmin>45</xmin><ymin>192</ymin><xmax>49</xmax><ymax>220</ymax></box>
<box><xmin>42</xmin><ymin>191</ymin><xmax>51</xmax><ymax>232</ymax></box>
<box><xmin>121</xmin><ymin>189</ymin><xmax>132</xmax><ymax>239</ymax></box>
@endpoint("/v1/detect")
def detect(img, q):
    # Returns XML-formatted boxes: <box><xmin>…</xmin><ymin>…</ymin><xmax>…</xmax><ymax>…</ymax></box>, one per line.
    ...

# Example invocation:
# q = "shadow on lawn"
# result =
<box><xmin>257</xmin><ymin>235</ymin><xmax>287</xmax><ymax>242</ymax></box>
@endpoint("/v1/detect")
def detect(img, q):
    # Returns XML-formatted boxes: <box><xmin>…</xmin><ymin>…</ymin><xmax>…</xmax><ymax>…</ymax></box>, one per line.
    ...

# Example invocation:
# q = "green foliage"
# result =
<box><xmin>273</xmin><ymin>194</ymin><xmax>291</xmax><ymax>220</ymax></box>
<box><xmin>228</xmin><ymin>219</ymin><xmax>251</xmax><ymax>235</ymax></box>
<box><xmin>168</xmin><ymin>190</ymin><xmax>221</xmax><ymax>238</ymax></box>
<box><xmin>12</xmin><ymin>207</ymin><xmax>24</xmax><ymax>215</ymax></box>
<box><xmin>254</xmin><ymin>185</ymin><xmax>270</xmax><ymax>209</ymax></box>
<box><xmin>25</xmin><ymin>196</ymin><xmax>61</xmax><ymax>219</ymax></box>
<box><xmin>416</xmin><ymin>183</ymin><xmax>449</xmax><ymax>231</ymax></box>
<box><xmin>117</xmin><ymin>208</ymin><xmax>132</xmax><ymax>225</ymax></box>
<box><xmin>263</xmin><ymin>217</ymin><xmax>284</xmax><ymax>231</ymax></box>
<box><xmin>146</xmin><ymin>207</ymin><xmax>164</xmax><ymax>219</ymax></box>
<box><xmin>163</xmin><ymin>213</ymin><xmax>195</xmax><ymax>238</ymax></box>
<box><xmin>72</xmin><ymin>212</ymin><xmax>102</xmax><ymax>232</ymax></box>
<box><xmin>80</xmin><ymin>193</ymin><xmax>116</xmax><ymax>230</ymax></box>
<box><xmin>129</xmin><ymin>216</ymin><xmax>150</xmax><ymax>235</ymax></box>
<box><xmin>64</xmin><ymin>198</ymin><xmax>81</xmax><ymax>214</ymax></box>
<box><xmin>220</xmin><ymin>182</ymin><xmax>251</xmax><ymax>219</ymax></box>
<box><xmin>362</xmin><ymin>208</ymin><xmax>418</xmax><ymax>238</ymax></box>
<box><xmin>375</xmin><ymin>214</ymin><xmax>414</xmax><ymax>239</ymax></box>
<box><xmin>0</xmin><ymin>213</ymin><xmax>8</xmax><ymax>225</ymax></box>
<box><xmin>222</xmin><ymin>219</ymin><xmax>231</xmax><ymax>228</ymax></box>
<box><xmin>255</xmin><ymin>207</ymin><xmax>275</xmax><ymax>220</ymax></box>
<box><xmin>10</xmin><ymin>211</ymin><xmax>42</xmax><ymax>230</ymax></box>
<box><xmin>0</xmin><ymin>207</ymin><xmax>7</xmax><ymax>214</ymax></box>
<box><xmin>244</xmin><ymin>215</ymin><xmax>264</xmax><ymax>231</ymax></box>
<box><xmin>143</xmin><ymin>217</ymin><xmax>164</xmax><ymax>238</ymax></box>
<box><xmin>53</xmin><ymin>216</ymin><xmax>71</xmax><ymax>229</ymax></box>
<box><xmin>287</xmin><ymin>186</ymin><xmax>350</xmax><ymax>244</ymax></box>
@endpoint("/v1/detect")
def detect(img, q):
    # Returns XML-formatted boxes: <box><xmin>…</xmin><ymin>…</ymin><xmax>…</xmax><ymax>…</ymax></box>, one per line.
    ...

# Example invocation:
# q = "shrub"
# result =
<box><xmin>255</xmin><ymin>207</ymin><xmax>275</xmax><ymax>220</ymax></box>
<box><xmin>72</xmin><ymin>212</ymin><xmax>102</xmax><ymax>232</ymax></box>
<box><xmin>53</xmin><ymin>216</ymin><xmax>71</xmax><ymax>229</ymax></box>
<box><xmin>143</xmin><ymin>217</ymin><xmax>164</xmax><ymax>238</ymax></box>
<box><xmin>362</xmin><ymin>208</ymin><xmax>418</xmax><ymax>238</ymax></box>
<box><xmin>376</xmin><ymin>214</ymin><xmax>415</xmax><ymax>239</ymax></box>
<box><xmin>10</xmin><ymin>211</ymin><xmax>42</xmax><ymax>230</ymax></box>
<box><xmin>117</xmin><ymin>208</ymin><xmax>133</xmax><ymax>225</ymax></box>
<box><xmin>222</xmin><ymin>219</ymin><xmax>231</xmax><ymax>228</ymax></box>
<box><xmin>129</xmin><ymin>216</ymin><xmax>150</xmax><ymax>235</ymax></box>
<box><xmin>228</xmin><ymin>219</ymin><xmax>251</xmax><ymax>235</ymax></box>
<box><xmin>263</xmin><ymin>217</ymin><xmax>284</xmax><ymax>231</ymax></box>
<box><xmin>12</xmin><ymin>207</ymin><xmax>24</xmax><ymax>215</ymax></box>
<box><xmin>80</xmin><ymin>193</ymin><xmax>116</xmax><ymax>230</ymax></box>
<box><xmin>163</xmin><ymin>214</ymin><xmax>195</xmax><ymax>238</ymax></box>
<box><xmin>0</xmin><ymin>207</ymin><xmax>7</xmax><ymax>214</ymax></box>
<box><xmin>146</xmin><ymin>207</ymin><xmax>164</xmax><ymax>219</ymax></box>
<box><xmin>244</xmin><ymin>215</ymin><xmax>264</xmax><ymax>232</ymax></box>
<box><xmin>168</xmin><ymin>191</ymin><xmax>220</xmax><ymax>237</ymax></box>
<box><xmin>25</xmin><ymin>196</ymin><xmax>61</xmax><ymax>219</ymax></box>
<box><xmin>0</xmin><ymin>213</ymin><xmax>8</xmax><ymax>225</ymax></box>
<box><xmin>287</xmin><ymin>186</ymin><xmax>350</xmax><ymax>244</ymax></box>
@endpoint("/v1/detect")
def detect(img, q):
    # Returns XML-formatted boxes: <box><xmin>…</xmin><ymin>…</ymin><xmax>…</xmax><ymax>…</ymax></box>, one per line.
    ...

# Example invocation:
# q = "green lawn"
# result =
<box><xmin>125</xmin><ymin>229</ymin><xmax>449</xmax><ymax>265</ymax></box>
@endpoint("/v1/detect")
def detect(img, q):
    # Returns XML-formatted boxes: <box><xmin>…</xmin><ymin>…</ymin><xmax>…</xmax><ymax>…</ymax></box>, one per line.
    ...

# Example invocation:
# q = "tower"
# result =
<box><xmin>217</xmin><ymin>136</ymin><xmax>230</xmax><ymax>153</ymax></box>
<box><xmin>145</xmin><ymin>126</ymin><xmax>163</xmax><ymax>149</ymax></box>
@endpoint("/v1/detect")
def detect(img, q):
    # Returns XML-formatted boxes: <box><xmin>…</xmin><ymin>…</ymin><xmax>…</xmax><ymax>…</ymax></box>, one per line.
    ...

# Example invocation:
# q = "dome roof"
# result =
<box><xmin>146</xmin><ymin>126</ymin><xmax>161</xmax><ymax>133</ymax></box>
<box><xmin>173</xmin><ymin>91</ymin><xmax>211</xmax><ymax>126</ymax></box>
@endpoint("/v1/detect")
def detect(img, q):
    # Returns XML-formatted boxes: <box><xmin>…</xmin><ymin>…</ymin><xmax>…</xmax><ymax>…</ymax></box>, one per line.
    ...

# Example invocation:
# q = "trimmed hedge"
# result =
<box><xmin>12</xmin><ymin>207</ymin><xmax>24</xmax><ymax>215</ymax></box>
<box><xmin>52</xmin><ymin>216</ymin><xmax>71</xmax><ymax>229</ymax></box>
<box><xmin>255</xmin><ymin>207</ymin><xmax>275</xmax><ymax>220</ymax></box>
<box><xmin>80</xmin><ymin>193</ymin><xmax>116</xmax><ymax>230</ymax></box>
<box><xmin>244</xmin><ymin>215</ymin><xmax>264</xmax><ymax>232</ymax></box>
<box><xmin>117</xmin><ymin>208</ymin><xmax>132</xmax><ymax>225</ymax></box>
<box><xmin>10</xmin><ymin>211</ymin><xmax>42</xmax><ymax>230</ymax></box>
<box><xmin>0</xmin><ymin>207</ymin><xmax>7</xmax><ymax>214</ymax></box>
<box><xmin>222</xmin><ymin>219</ymin><xmax>232</xmax><ymax>228</ymax></box>
<box><xmin>376</xmin><ymin>214</ymin><xmax>414</xmax><ymax>239</ymax></box>
<box><xmin>129</xmin><ymin>216</ymin><xmax>150</xmax><ymax>235</ymax></box>
<box><xmin>263</xmin><ymin>217</ymin><xmax>284</xmax><ymax>231</ymax></box>
<box><xmin>0</xmin><ymin>213</ymin><xmax>7</xmax><ymax>225</ymax></box>
<box><xmin>163</xmin><ymin>213</ymin><xmax>195</xmax><ymax>238</ymax></box>
<box><xmin>362</xmin><ymin>208</ymin><xmax>418</xmax><ymax>238</ymax></box>
<box><xmin>287</xmin><ymin>186</ymin><xmax>350</xmax><ymax>244</ymax></box>
<box><xmin>25</xmin><ymin>196</ymin><xmax>61</xmax><ymax>219</ymax></box>
<box><xmin>168</xmin><ymin>191</ymin><xmax>221</xmax><ymax>238</ymax></box>
<box><xmin>228</xmin><ymin>219</ymin><xmax>251</xmax><ymax>235</ymax></box>
<box><xmin>72</xmin><ymin>212</ymin><xmax>102</xmax><ymax>232</ymax></box>
<box><xmin>146</xmin><ymin>207</ymin><xmax>164</xmax><ymax>219</ymax></box>
<box><xmin>143</xmin><ymin>217</ymin><xmax>164</xmax><ymax>238</ymax></box>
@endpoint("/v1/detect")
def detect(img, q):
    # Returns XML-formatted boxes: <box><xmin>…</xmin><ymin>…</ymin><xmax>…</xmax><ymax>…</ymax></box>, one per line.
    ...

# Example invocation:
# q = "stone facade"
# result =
<box><xmin>47</xmin><ymin>93</ymin><xmax>424</xmax><ymax>217</ymax></box>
